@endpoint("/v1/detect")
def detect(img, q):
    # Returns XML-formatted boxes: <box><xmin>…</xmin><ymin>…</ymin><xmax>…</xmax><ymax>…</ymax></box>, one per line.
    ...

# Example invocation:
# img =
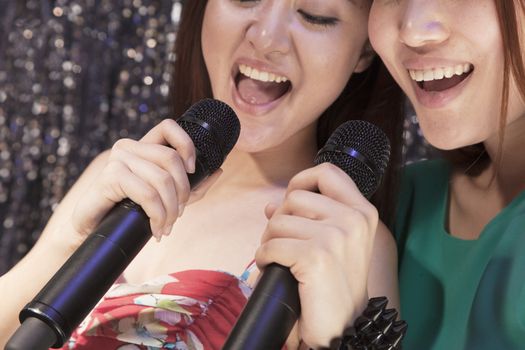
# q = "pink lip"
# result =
<box><xmin>410</xmin><ymin>71</ymin><xmax>473</xmax><ymax>109</ymax></box>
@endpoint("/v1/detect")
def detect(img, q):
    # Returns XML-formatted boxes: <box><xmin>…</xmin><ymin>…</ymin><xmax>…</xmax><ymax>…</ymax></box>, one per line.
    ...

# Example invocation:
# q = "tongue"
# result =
<box><xmin>422</xmin><ymin>73</ymin><xmax>468</xmax><ymax>92</ymax></box>
<box><xmin>237</xmin><ymin>76</ymin><xmax>289</xmax><ymax>105</ymax></box>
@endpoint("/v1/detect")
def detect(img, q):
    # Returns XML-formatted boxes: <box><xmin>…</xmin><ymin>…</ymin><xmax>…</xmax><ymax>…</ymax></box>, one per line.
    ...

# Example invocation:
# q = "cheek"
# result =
<box><xmin>368</xmin><ymin>7</ymin><xmax>389</xmax><ymax>56</ymax></box>
<box><xmin>300</xmin><ymin>55</ymin><xmax>353</xmax><ymax>119</ymax></box>
<box><xmin>303</xmin><ymin>37</ymin><xmax>364</xmax><ymax>99</ymax></box>
<box><xmin>201</xmin><ymin>2</ymin><xmax>237</xmax><ymax>92</ymax></box>
<box><xmin>201</xmin><ymin>8</ymin><xmax>219</xmax><ymax>79</ymax></box>
<box><xmin>507</xmin><ymin>80</ymin><xmax>525</xmax><ymax>125</ymax></box>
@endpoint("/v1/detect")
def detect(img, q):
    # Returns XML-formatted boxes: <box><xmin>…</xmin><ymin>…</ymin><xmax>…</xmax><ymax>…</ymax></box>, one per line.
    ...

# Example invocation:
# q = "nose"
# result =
<box><xmin>399</xmin><ymin>0</ymin><xmax>450</xmax><ymax>49</ymax></box>
<box><xmin>245</xmin><ymin>4</ymin><xmax>292</xmax><ymax>59</ymax></box>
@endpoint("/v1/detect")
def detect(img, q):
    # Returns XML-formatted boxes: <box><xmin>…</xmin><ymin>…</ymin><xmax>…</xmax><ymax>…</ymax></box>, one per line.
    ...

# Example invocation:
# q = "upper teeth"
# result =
<box><xmin>409</xmin><ymin>64</ymin><xmax>473</xmax><ymax>82</ymax></box>
<box><xmin>239</xmin><ymin>64</ymin><xmax>288</xmax><ymax>83</ymax></box>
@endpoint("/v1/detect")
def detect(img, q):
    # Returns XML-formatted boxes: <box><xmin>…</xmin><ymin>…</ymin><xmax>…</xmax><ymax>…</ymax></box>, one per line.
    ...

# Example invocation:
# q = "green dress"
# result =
<box><xmin>394</xmin><ymin>159</ymin><xmax>525</xmax><ymax>350</ymax></box>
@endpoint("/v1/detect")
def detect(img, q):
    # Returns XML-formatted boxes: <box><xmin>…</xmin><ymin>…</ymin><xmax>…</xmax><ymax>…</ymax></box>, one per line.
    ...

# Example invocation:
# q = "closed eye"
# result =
<box><xmin>298</xmin><ymin>9</ymin><xmax>339</xmax><ymax>27</ymax></box>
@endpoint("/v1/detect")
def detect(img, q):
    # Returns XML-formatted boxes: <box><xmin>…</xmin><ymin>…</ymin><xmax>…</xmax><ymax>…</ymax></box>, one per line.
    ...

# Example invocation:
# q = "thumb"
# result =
<box><xmin>264</xmin><ymin>202</ymin><xmax>279</xmax><ymax>219</ymax></box>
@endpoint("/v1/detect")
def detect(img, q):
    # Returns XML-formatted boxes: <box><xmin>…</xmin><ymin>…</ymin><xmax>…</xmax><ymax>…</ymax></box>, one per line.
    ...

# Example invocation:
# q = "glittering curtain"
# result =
<box><xmin>0</xmin><ymin>0</ymin><xmax>183</xmax><ymax>274</ymax></box>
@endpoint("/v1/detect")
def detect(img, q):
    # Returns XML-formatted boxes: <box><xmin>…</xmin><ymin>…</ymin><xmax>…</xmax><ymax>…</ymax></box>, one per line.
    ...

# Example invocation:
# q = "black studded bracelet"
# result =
<box><xmin>322</xmin><ymin>296</ymin><xmax>408</xmax><ymax>350</ymax></box>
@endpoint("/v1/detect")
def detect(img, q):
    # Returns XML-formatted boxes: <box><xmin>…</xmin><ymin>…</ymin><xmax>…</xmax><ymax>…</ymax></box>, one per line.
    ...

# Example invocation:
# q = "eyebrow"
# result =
<box><xmin>346</xmin><ymin>0</ymin><xmax>366</xmax><ymax>9</ymax></box>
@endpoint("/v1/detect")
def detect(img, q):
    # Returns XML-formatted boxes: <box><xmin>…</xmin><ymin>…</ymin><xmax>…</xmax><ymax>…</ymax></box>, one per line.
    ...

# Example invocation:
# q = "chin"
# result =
<box><xmin>418</xmin><ymin>126</ymin><xmax>464</xmax><ymax>151</ymax></box>
<box><xmin>425</xmin><ymin>131</ymin><xmax>486</xmax><ymax>151</ymax></box>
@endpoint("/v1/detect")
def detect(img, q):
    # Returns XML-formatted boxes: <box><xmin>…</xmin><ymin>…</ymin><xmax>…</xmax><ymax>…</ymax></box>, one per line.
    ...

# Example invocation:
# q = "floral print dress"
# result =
<box><xmin>59</xmin><ymin>264</ymin><xmax>258</xmax><ymax>350</ymax></box>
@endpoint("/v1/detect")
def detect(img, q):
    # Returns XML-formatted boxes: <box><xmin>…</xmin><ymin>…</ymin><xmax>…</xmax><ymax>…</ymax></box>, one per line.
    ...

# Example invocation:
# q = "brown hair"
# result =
<box><xmin>171</xmin><ymin>0</ymin><xmax>406</xmax><ymax>225</ymax></box>
<box><xmin>444</xmin><ymin>0</ymin><xmax>525</xmax><ymax>176</ymax></box>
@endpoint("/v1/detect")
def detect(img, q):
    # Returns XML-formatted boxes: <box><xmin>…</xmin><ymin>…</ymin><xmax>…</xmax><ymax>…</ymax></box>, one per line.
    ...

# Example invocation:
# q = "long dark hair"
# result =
<box><xmin>171</xmin><ymin>0</ymin><xmax>406</xmax><ymax>225</ymax></box>
<box><xmin>444</xmin><ymin>0</ymin><xmax>525</xmax><ymax>176</ymax></box>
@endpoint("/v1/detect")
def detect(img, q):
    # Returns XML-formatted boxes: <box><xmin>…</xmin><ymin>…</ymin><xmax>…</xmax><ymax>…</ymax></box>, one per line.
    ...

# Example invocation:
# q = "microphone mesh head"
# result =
<box><xmin>177</xmin><ymin>98</ymin><xmax>240</xmax><ymax>173</ymax></box>
<box><xmin>314</xmin><ymin>120</ymin><xmax>391</xmax><ymax>198</ymax></box>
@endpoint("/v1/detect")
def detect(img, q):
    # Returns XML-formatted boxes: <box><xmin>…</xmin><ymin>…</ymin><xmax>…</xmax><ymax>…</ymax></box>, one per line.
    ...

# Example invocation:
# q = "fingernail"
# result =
<box><xmin>178</xmin><ymin>203</ymin><xmax>185</xmax><ymax>217</ymax></box>
<box><xmin>186</xmin><ymin>156</ymin><xmax>195</xmax><ymax>174</ymax></box>
<box><xmin>155</xmin><ymin>234</ymin><xmax>162</xmax><ymax>243</ymax></box>
<box><xmin>163</xmin><ymin>225</ymin><xmax>173</xmax><ymax>236</ymax></box>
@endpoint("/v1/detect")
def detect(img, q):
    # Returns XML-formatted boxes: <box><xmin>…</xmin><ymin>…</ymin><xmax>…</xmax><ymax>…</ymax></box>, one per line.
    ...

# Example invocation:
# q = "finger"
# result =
<box><xmin>264</xmin><ymin>202</ymin><xmax>279</xmax><ymax>219</ymax></box>
<box><xmin>278</xmin><ymin>189</ymin><xmax>348</xmax><ymax>220</ymax></box>
<box><xmin>288</xmin><ymin>163</ymin><xmax>378</xmax><ymax>224</ymax></box>
<box><xmin>75</xmin><ymin>161</ymin><xmax>167</xmax><ymax>239</ymax></box>
<box><xmin>282</xmin><ymin>191</ymin><xmax>374</xmax><ymax>238</ymax></box>
<box><xmin>111</xmin><ymin>139</ymin><xmax>191</xmax><ymax>209</ymax></box>
<box><xmin>260</xmin><ymin>213</ymin><xmax>322</xmax><ymax>244</ymax></box>
<box><xmin>255</xmin><ymin>238</ymin><xmax>340</xmax><ymax>282</ymax></box>
<box><xmin>140</xmin><ymin>119</ymin><xmax>197</xmax><ymax>173</ymax></box>
<box><xmin>111</xmin><ymin>148</ymin><xmax>181</xmax><ymax>228</ymax></box>
<box><xmin>276</xmin><ymin>189</ymin><xmax>371</xmax><ymax>232</ymax></box>
<box><xmin>186</xmin><ymin>168</ymin><xmax>223</xmax><ymax>205</ymax></box>
<box><xmin>288</xmin><ymin>163</ymin><xmax>369</xmax><ymax>208</ymax></box>
<box><xmin>285</xmin><ymin>323</ymin><xmax>301</xmax><ymax>350</ymax></box>
<box><xmin>255</xmin><ymin>238</ymin><xmax>308</xmax><ymax>272</ymax></box>
<box><xmin>260</xmin><ymin>215</ymin><xmax>355</xmax><ymax>264</ymax></box>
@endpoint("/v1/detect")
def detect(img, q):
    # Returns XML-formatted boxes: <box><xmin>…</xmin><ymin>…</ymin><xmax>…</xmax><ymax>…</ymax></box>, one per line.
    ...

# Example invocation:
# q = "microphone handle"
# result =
<box><xmin>20</xmin><ymin>200</ymin><xmax>150</xmax><ymax>347</ymax></box>
<box><xmin>11</xmin><ymin>159</ymin><xmax>209</xmax><ymax>349</ymax></box>
<box><xmin>222</xmin><ymin>263</ymin><xmax>301</xmax><ymax>350</ymax></box>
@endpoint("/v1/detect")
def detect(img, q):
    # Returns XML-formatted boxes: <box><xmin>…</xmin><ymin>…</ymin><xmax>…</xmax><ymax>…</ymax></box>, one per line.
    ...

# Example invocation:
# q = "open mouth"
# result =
<box><xmin>234</xmin><ymin>64</ymin><xmax>292</xmax><ymax>105</ymax></box>
<box><xmin>409</xmin><ymin>64</ymin><xmax>474</xmax><ymax>92</ymax></box>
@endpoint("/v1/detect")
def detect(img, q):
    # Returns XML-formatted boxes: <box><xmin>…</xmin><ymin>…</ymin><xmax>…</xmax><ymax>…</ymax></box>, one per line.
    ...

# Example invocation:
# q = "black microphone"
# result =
<box><xmin>222</xmin><ymin>120</ymin><xmax>391</xmax><ymax>350</ymax></box>
<box><xmin>5</xmin><ymin>98</ymin><xmax>240</xmax><ymax>350</ymax></box>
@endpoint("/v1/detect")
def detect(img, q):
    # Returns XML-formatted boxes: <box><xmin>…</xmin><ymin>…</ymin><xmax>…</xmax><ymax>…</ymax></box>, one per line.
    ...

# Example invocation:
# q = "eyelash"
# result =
<box><xmin>298</xmin><ymin>9</ymin><xmax>339</xmax><ymax>27</ymax></box>
<box><xmin>234</xmin><ymin>1</ymin><xmax>339</xmax><ymax>28</ymax></box>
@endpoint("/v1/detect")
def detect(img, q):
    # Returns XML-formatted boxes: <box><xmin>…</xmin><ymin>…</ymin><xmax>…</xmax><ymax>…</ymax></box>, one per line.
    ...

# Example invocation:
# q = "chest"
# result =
<box><xmin>123</xmin><ymin>193</ymin><xmax>273</xmax><ymax>284</ymax></box>
<box><xmin>447</xmin><ymin>178</ymin><xmax>506</xmax><ymax>240</ymax></box>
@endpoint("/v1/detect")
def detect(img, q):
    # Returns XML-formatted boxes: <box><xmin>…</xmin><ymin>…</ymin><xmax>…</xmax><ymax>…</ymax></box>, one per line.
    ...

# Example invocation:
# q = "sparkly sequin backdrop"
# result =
<box><xmin>0</xmin><ymin>0</ymin><xmax>183</xmax><ymax>274</ymax></box>
<box><xmin>0</xmin><ymin>0</ymin><xmax>435</xmax><ymax>274</ymax></box>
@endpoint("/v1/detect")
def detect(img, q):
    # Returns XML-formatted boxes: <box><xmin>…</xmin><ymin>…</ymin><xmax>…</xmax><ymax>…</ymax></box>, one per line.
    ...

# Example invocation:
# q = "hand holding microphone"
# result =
<box><xmin>5</xmin><ymin>98</ymin><xmax>240</xmax><ymax>350</ymax></box>
<box><xmin>73</xmin><ymin>99</ymin><xmax>239</xmax><ymax>241</ymax></box>
<box><xmin>223</xmin><ymin>120</ymin><xmax>391</xmax><ymax>349</ymax></box>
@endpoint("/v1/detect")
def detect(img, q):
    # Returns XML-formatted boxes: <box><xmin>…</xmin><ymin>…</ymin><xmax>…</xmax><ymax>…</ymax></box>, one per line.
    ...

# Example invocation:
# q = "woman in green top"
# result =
<box><xmin>368</xmin><ymin>1</ymin><xmax>525</xmax><ymax>349</ymax></box>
